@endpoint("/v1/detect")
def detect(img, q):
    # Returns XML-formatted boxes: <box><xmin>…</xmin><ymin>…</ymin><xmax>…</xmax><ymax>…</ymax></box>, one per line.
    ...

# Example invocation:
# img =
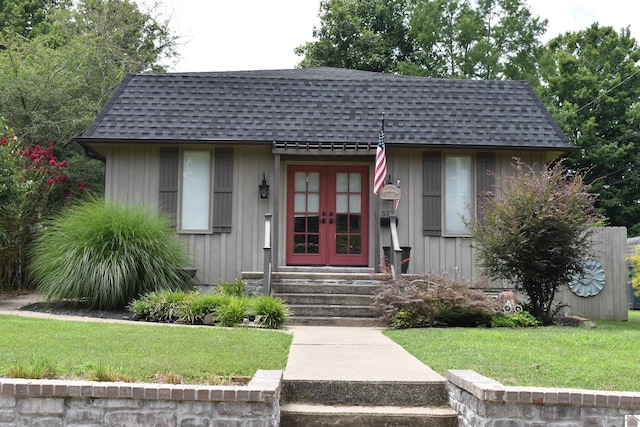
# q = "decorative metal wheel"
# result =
<box><xmin>569</xmin><ymin>258</ymin><xmax>606</xmax><ymax>297</ymax></box>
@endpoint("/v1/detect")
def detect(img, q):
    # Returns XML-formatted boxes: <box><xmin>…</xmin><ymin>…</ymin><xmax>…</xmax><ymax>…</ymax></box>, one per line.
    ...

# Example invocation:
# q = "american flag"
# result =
<box><xmin>373</xmin><ymin>117</ymin><xmax>386</xmax><ymax>195</ymax></box>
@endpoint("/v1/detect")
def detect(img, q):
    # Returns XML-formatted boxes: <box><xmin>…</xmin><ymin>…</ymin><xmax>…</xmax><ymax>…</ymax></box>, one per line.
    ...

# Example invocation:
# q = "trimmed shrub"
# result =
<box><xmin>373</xmin><ymin>273</ymin><xmax>495</xmax><ymax>328</ymax></box>
<box><xmin>249</xmin><ymin>296</ymin><xmax>291</xmax><ymax>329</ymax></box>
<box><xmin>491</xmin><ymin>311</ymin><xmax>539</xmax><ymax>327</ymax></box>
<box><xmin>30</xmin><ymin>198</ymin><xmax>192</xmax><ymax>310</ymax></box>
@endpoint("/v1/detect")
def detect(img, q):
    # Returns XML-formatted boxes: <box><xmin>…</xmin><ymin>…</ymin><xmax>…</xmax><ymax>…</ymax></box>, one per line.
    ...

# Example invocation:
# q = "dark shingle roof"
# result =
<box><xmin>79</xmin><ymin>67</ymin><xmax>571</xmax><ymax>150</ymax></box>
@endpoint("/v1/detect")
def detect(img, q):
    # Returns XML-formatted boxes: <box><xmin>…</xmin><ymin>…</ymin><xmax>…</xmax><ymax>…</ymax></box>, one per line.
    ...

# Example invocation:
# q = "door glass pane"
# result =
<box><xmin>307</xmin><ymin>172</ymin><xmax>320</xmax><ymax>192</ymax></box>
<box><xmin>445</xmin><ymin>155</ymin><xmax>472</xmax><ymax>234</ymax></box>
<box><xmin>336</xmin><ymin>214</ymin><xmax>348</xmax><ymax>233</ymax></box>
<box><xmin>182</xmin><ymin>151</ymin><xmax>210</xmax><ymax>230</ymax></box>
<box><xmin>307</xmin><ymin>235</ymin><xmax>319</xmax><ymax>254</ymax></box>
<box><xmin>294</xmin><ymin>216</ymin><xmax>305</xmax><ymax>232</ymax></box>
<box><xmin>294</xmin><ymin>194</ymin><xmax>306</xmax><ymax>212</ymax></box>
<box><xmin>336</xmin><ymin>235</ymin><xmax>348</xmax><ymax>254</ymax></box>
<box><xmin>336</xmin><ymin>194</ymin><xmax>348</xmax><ymax>213</ymax></box>
<box><xmin>350</xmin><ymin>235</ymin><xmax>361</xmax><ymax>254</ymax></box>
<box><xmin>308</xmin><ymin>216</ymin><xmax>319</xmax><ymax>233</ymax></box>
<box><xmin>307</xmin><ymin>194</ymin><xmax>320</xmax><ymax>213</ymax></box>
<box><xmin>294</xmin><ymin>172</ymin><xmax>306</xmax><ymax>192</ymax></box>
<box><xmin>336</xmin><ymin>173</ymin><xmax>348</xmax><ymax>192</ymax></box>
<box><xmin>294</xmin><ymin>234</ymin><xmax>306</xmax><ymax>253</ymax></box>
<box><xmin>349</xmin><ymin>173</ymin><xmax>361</xmax><ymax>192</ymax></box>
<box><xmin>350</xmin><ymin>215</ymin><xmax>361</xmax><ymax>233</ymax></box>
<box><xmin>349</xmin><ymin>194</ymin><xmax>361</xmax><ymax>213</ymax></box>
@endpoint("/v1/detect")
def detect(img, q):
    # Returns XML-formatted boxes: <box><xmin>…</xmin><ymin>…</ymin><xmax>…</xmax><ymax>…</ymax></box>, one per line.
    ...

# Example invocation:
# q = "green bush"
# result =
<box><xmin>30</xmin><ymin>198</ymin><xmax>192</xmax><ymax>310</ymax></box>
<box><xmin>129</xmin><ymin>290</ymin><xmax>291</xmax><ymax>328</ymax></box>
<box><xmin>434</xmin><ymin>306</ymin><xmax>493</xmax><ymax>327</ymax></box>
<box><xmin>177</xmin><ymin>293</ymin><xmax>232</xmax><ymax>325</ymax></box>
<box><xmin>491</xmin><ymin>311</ymin><xmax>540</xmax><ymax>328</ymax></box>
<box><xmin>249</xmin><ymin>296</ymin><xmax>291</xmax><ymax>329</ymax></box>
<box><xmin>216</xmin><ymin>297</ymin><xmax>249</xmax><ymax>327</ymax></box>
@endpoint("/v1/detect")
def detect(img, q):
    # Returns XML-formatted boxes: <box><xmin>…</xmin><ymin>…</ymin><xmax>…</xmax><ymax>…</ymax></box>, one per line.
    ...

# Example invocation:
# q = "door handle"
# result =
<box><xmin>329</xmin><ymin>218</ymin><xmax>334</xmax><ymax>224</ymax></box>
<box><xmin>329</xmin><ymin>211</ymin><xmax>334</xmax><ymax>224</ymax></box>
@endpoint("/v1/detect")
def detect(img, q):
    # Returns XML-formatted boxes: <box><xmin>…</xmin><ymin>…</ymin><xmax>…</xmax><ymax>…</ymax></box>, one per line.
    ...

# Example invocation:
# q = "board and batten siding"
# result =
<box><xmin>103</xmin><ymin>144</ymin><xmax>274</xmax><ymax>284</ymax></box>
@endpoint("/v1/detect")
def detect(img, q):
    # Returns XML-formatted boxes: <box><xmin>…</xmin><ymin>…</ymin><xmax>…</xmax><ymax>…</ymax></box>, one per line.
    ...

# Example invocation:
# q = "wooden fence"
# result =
<box><xmin>556</xmin><ymin>227</ymin><xmax>628</xmax><ymax>321</ymax></box>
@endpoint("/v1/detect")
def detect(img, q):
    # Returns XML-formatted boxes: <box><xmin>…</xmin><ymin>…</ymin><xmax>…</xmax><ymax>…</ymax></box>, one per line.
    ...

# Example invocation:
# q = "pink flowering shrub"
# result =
<box><xmin>0</xmin><ymin>124</ymin><xmax>86</xmax><ymax>289</ymax></box>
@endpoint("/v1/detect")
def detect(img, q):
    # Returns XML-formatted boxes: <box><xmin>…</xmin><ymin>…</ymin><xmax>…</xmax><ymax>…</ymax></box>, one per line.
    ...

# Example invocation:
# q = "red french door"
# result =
<box><xmin>287</xmin><ymin>165</ymin><xmax>369</xmax><ymax>266</ymax></box>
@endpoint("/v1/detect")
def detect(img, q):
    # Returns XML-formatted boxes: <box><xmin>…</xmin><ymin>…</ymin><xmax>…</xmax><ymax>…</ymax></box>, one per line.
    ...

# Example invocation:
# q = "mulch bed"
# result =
<box><xmin>19</xmin><ymin>301</ymin><xmax>133</xmax><ymax>321</ymax></box>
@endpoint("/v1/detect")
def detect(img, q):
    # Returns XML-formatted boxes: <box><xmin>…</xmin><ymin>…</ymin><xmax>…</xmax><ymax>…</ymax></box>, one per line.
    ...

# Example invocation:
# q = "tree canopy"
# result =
<box><xmin>539</xmin><ymin>24</ymin><xmax>640</xmax><ymax>235</ymax></box>
<box><xmin>297</xmin><ymin>0</ymin><xmax>547</xmax><ymax>84</ymax></box>
<box><xmin>296</xmin><ymin>0</ymin><xmax>417</xmax><ymax>73</ymax></box>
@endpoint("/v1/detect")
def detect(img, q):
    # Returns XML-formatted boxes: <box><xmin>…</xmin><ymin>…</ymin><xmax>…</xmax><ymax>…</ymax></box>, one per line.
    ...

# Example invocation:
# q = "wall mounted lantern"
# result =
<box><xmin>259</xmin><ymin>172</ymin><xmax>270</xmax><ymax>199</ymax></box>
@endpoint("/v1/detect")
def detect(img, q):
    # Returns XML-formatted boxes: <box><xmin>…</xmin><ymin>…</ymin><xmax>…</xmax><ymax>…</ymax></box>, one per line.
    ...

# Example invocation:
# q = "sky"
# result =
<box><xmin>139</xmin><ymin>0</ymin><xmax>640</xmax><ymax>73</ymax></box>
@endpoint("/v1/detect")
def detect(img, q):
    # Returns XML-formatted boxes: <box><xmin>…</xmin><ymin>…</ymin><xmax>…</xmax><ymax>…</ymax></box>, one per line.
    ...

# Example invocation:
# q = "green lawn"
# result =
<box><xmin>386</xmin><ymin>310</ymin><xmax>640</xmax><ymax>392</ymax></box>
<box><xmin>0</xmin><ymin>315</ymin><xmax>292</xmax><ymax>384</ymax></box>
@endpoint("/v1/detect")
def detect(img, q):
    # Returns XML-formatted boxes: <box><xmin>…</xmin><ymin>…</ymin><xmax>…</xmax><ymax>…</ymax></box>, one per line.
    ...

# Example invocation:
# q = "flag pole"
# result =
<box><xmin>373</xmin><ymin>112</ymin><xmax>385</xmax><ymax>272</ymax></box>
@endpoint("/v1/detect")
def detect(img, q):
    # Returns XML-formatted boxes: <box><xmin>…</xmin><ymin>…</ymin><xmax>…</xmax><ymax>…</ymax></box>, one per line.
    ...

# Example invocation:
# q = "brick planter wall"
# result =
<box><xmin>0</xmin><ymin>369</ymin><xmax>282</xmax><ymax>426</ymax></box>
<box><xmin>447</xmin><ymin>370</ymin><xmax>640</xmax><ymax>426</ymax></box>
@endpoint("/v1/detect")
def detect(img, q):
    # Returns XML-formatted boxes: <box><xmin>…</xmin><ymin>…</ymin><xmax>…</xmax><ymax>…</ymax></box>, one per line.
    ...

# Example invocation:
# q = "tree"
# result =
<box><xmin>0</xmin><ymin>0</ymin><xmax>178</xmax><ymax>195</ymax></box>
<box><xmin>468</xmin><ymin>159</ymin><xmax>602</xmax><ymax>325</ymax></box>
<box><xmin>297</xmin><ymin>0</ymin><xmax>547</xmax><ymax>84</ymax></box>
<box><xmin>406</xmin><ymin>0</ymin><xmax>546</xmax><ymax>81</ymax></box>
<box><xmin>0</xmin><ymin>122</ymin><xmax>83</xmax><ymax>290</ymax></box>
<box><xmin>0</xmin><ymin>0</ymin><xmax>64</xmax><ymax>38</ymax></box>
<box><xmin>296</xmin><ymin>0</ymin><xmax>417</xmax><ymax>73</ymax></box>
<box><xmin>538</xmin><ymin>24</ymin><xmax>640</xmax><ymax>235</ymax></box>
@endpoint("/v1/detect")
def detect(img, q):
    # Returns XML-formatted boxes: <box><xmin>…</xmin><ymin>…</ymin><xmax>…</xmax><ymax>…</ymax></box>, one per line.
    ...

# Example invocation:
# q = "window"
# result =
<box><xmin>444</xmin><ymin>155</ymin><xmax>472</xmax><ymax>234</ymax></box>
<box><xmin>181</xmin><ymin>151</ymin><xmax>211</xmax><ymax>231</ymax></box>
<box><xmin>158</xmin><ymin>147</ymin><xmax>233</xmax><ymax>233</ymax></box>
<box><xmin>423</xmin><ymin>151</ymin><xmax>494</xmax><ymax>237</ymax></box>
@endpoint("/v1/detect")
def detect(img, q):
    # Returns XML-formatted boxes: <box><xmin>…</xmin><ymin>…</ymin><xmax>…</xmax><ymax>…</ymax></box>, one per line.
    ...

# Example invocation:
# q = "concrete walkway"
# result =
<box><xmin>0</xmin><ymin>294</ymin><xmax>444</xmax><ymax>384</ymax></box>
<box><xmin>284</xmin><ymin>325</ymin><xmax>444</xmax><ymax>382</ymax></box>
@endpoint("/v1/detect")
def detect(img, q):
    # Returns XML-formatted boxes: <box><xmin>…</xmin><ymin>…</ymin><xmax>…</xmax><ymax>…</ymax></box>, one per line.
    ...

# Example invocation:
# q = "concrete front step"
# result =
<box><xmin>287</xmin><ymin>316</ymin><xmax>385</xmax><ymax>327</ymax></box>
<box><xmin>282</xmin><ymin>379</ymin><xmax>450</xmax><ymax>407</ymax></box>
<box><xmin>278</xmin><ymin>293</ymin><xmax>373</xmax><ymax>306</ymax></box>
<box><xmin>273</xmin><ymin>282</ymin><xmax>380</xmax><ymax>295</ymax></box>
<box><xmin>269</xmin><ymin>270</ymin><xmax>389</xmax><ymax>327</ymax></box>
<box><xmin>280</xmin><ymin>403</ymin><xmax>458</xmax><ymax>427</ymax></box>
<box><xmin>288</xmin><ymin>304</ymin><xmax>378</xmax><ymax>318</ymax></box>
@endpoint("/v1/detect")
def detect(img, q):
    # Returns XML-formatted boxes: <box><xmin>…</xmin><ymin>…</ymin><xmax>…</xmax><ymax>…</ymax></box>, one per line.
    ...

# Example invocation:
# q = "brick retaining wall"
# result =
<box><xmin>0</xmin><ymin>369</ymin><xmax>282</xmax><ymax>426</ymax></box>
<box><xmin>447</xmin><ymin>370</ymin><xmax>640</xmax><ymax>426</ymax></box>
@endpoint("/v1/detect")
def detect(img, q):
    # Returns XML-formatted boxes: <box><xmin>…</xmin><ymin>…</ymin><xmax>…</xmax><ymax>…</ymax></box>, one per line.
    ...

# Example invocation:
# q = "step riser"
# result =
<box><xmin>286</xmin><ymin>317</ymin><xmax>384</xmax><ymax>327</ymax></box>
<box><xmin>282</xmin><ymin>380</ymin><xmax>450</xmax><ymax>407</ymax></box>
<box><xmin>272</xmin><ymin>283</ymin><xmax>381</xmax><ymax>295</ymax></box>
<box><xmin>280</xmin><ymin>413</ymin><xmax>458</xmax><ymax>427</ymax></box>
<box><xmin>289</xmin><ymin>305</ymin><xmax>378</xmax><ymax>318</ymax></box>
<box><xmin>278</xmin><ymin>294</ymin><xmax>373</xmax><ymax>305</ymax></box>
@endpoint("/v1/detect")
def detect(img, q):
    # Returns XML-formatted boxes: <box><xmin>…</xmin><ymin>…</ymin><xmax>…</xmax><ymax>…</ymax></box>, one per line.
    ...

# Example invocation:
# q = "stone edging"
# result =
<box><xmin>447</xmin><ymin>369</ymin><xmax>640</xmax><ymax>409</ymax></box>
<box><xmin>0</xmin><ymin>369</ymin><xmax>282</xmax><ymax>403</ymax></box>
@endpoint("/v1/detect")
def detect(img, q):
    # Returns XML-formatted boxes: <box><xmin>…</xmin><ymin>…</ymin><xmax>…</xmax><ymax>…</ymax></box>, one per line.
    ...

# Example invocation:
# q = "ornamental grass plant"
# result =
<box><xmin>30</xmin><ymin>198</ymin><xmax>192</xmax><ymax>310</ymax></box>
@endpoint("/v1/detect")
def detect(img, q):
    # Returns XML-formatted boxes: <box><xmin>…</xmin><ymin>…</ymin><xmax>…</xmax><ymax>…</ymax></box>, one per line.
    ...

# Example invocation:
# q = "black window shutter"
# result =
<box><xmin>423</xmin><ymin>151</ymin><xmax>442</xmax><ymax>236</ymax></box>
<box><xmin>213</xmin><ymin>148</ymin><xmax>233</xmax><ymax>233</ymax></box>
<box><xmin>159</xmin><ymin>147</ymin><xmax>179</xmax><ymax>223</ymax></box>
<box><xmin>476</xmin><ymin>152</ymin><xmax>495</xmax><ymax>223</ymax></box>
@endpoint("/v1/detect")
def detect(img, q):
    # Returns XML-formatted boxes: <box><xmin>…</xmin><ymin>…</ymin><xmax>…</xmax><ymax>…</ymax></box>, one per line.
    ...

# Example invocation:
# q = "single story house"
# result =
<box><xmin>77</xmin><ymin>67</ymin><xmax>574</xmax><ymax>286</ymax></box>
